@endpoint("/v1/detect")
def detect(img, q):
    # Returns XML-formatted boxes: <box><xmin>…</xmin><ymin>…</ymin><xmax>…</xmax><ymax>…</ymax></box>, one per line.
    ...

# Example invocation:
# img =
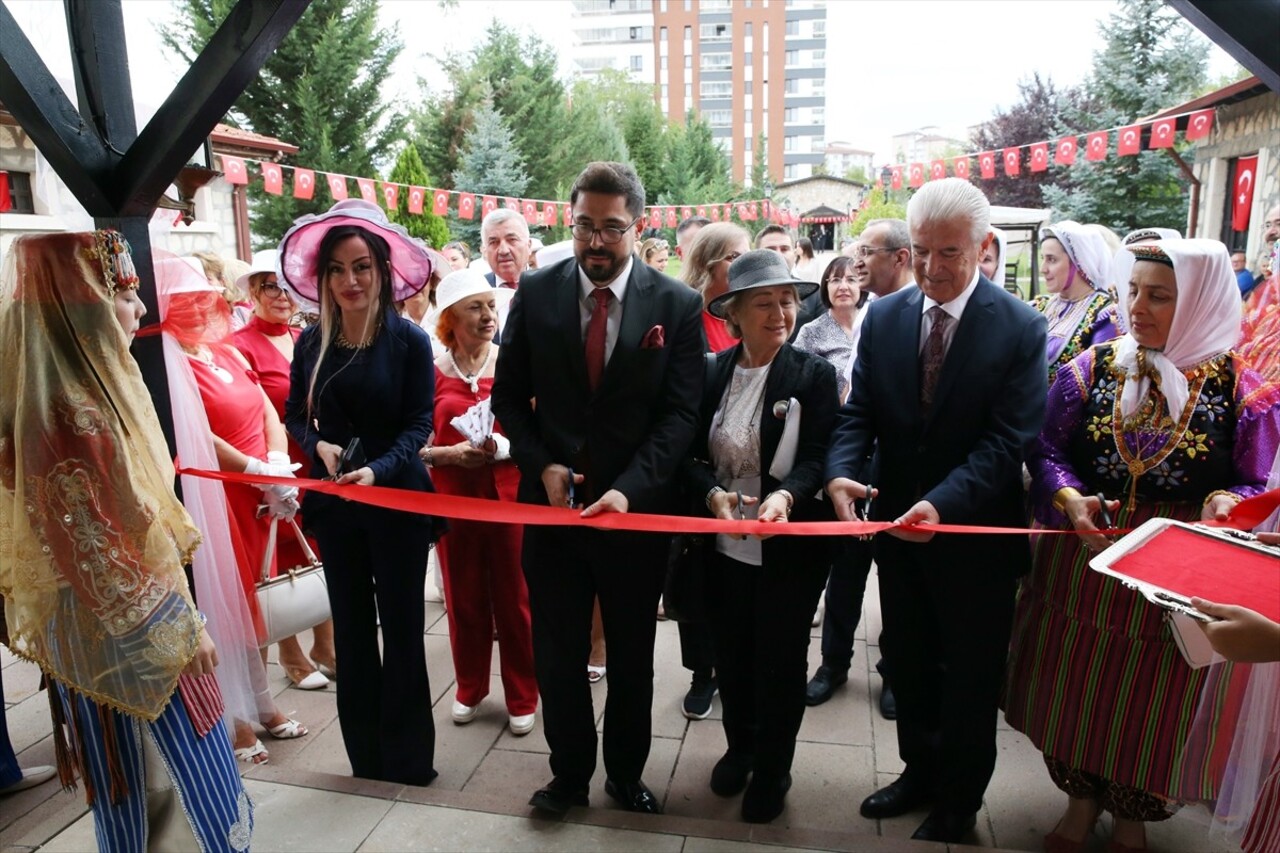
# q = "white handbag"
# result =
<box><xmin>255</xmin><ymin>517</ymin><xmax>330</xmax><ymax>647</ymax></box>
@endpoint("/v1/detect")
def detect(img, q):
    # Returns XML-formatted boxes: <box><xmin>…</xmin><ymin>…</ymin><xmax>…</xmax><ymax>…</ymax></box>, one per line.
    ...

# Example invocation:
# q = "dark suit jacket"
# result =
<box><xmin>682</xmin><ymin>343</ymin><xmax>837</xmax><ymax>566</ymax></box>
<box><xmin>491</xmin><ymin>257</ymin><xmax>706</xmax><ymax>514</ymax></box>
<box><xmin>825</xmin><ymin>276</ymin><xmax>1047</xmax><ymax>572</ymax></box>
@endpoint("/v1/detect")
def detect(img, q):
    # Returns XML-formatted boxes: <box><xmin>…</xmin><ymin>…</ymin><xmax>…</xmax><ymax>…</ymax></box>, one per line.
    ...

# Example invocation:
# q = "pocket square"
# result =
<box><xmin>641</xmin><ymin>325</ymin><xmax>666</xmax><ymax>349</ymax></box>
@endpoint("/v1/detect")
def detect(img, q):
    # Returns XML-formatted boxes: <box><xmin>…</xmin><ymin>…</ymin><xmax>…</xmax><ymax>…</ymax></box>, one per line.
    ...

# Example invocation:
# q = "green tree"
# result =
<box><xmin>161</xmin><ymin>0</ymin><xmax>406</xmax><ymax>245</ymax></box>
<box><xmin>385</xmin><ymin>143</ymin><xmax>450</xmax><ymax>249</ymax></box>
<box><xmin>843</xmin><ymin>165</ymin><xmax>870</xmax><ymax>185</ymax></box>
<box><xmin>849</xmin><ymin>195</ymin><xmax>907</xmax><ymax>237</ymax></box>
<box><xmin>659</xmin><ymin>111</ymin><xmax>733</xmax><ymax>206</ymax></box>
<box><xmin>1042</xmin><ymin>0</ymin><xmax>1209</xmax><ymax>233</ymax></box>
<box><xmin>449</xmin><ymin>106</ymin><xmax>530</xmax><ymax>247</ymax></box>
<box><xmin>751</xmin><ymin>133</ymin><xmax>769</xmax><ymax>192</ymax></box>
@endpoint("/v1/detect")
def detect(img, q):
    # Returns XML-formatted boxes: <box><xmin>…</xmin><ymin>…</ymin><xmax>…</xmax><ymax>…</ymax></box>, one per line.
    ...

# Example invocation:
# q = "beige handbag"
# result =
<box><xmin>255</xmin><ymin>517</ymin><xmax>330</xmax><ymax>647</ymax></box>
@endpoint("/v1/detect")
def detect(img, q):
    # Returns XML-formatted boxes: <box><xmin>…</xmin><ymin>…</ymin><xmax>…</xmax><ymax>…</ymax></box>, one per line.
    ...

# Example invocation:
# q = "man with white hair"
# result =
<box><xmin>825</xmin><ymin>179</ymin><xmax>1047</xmax><ymax>843</ymax></box>
<box><xmin>481</xmin><ymin>208</ymin><xmax>531</xmax><ymax>337</ymax></box>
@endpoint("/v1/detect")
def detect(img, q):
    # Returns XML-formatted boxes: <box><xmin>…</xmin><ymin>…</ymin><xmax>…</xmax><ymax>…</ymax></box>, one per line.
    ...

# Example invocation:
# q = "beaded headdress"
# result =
<box><xmin>87</xmin><ymin>229</ymin><xmax>141</xmax><ymax>296</ymax></box>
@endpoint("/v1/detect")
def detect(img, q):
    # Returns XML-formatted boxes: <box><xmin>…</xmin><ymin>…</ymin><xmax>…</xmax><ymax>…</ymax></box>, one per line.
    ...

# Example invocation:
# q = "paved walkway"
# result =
<box><xmin>3</xmin><ymin>568</ymin><xmax>1228</xmax><ymax>852</ymax></box>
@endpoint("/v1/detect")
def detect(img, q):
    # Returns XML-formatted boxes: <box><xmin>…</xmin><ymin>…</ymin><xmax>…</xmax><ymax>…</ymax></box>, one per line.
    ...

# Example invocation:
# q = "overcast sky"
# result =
<box><xmin>6</xmin><ymin>0</ymin><xmax>1241</xmax><ymax>166</ymax></box>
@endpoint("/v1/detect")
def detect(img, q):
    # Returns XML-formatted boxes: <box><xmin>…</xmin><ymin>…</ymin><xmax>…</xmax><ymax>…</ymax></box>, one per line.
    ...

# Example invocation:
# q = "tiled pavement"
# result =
<box><xmin>3</xmin><ymin>568</ymin><xmax>1229</xmax><ymax>852</ymax></box>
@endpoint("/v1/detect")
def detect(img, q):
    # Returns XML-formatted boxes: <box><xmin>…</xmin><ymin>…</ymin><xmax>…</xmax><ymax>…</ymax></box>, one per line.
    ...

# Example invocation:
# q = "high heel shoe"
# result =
<box><xmin>311</xmin><ymin>657</ymin><xmax>337</xmax><ymax>679</ymax></box>
<box><xmin>283</xmin><ymin>664</ymin><xmax>329</xmax><ymax>690</ymax></box>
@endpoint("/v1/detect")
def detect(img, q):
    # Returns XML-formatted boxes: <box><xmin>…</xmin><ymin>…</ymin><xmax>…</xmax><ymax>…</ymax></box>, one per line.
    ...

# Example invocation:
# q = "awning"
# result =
<box><xmin>800</xmin><ymin>204</ymin><xmax>848</xmax><ymax>224</ymax></box>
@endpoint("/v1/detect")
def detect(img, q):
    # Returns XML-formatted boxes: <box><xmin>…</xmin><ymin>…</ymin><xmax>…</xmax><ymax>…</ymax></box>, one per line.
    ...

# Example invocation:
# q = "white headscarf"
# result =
<box><xmin>1041</xmin><ymin>220</ymin><xmax>1111</xmax><ymax>292</ymax></box>
<box><xmin>988</xmin><ymin>227</ymin><xmax>1007</xmax><ymax>287</ymax></box>
<box><xmin>1110</xmin><ymin>239</ymin><xmax>1242</xmax><ymax>419</ymax></box>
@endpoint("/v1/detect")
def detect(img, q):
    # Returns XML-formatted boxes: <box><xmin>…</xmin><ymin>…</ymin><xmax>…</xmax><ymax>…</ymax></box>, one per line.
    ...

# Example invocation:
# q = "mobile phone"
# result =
<box><xmin>339</xmin><ymin>437</ymin><xmax>366</xmax><ymax>474</ymax></box>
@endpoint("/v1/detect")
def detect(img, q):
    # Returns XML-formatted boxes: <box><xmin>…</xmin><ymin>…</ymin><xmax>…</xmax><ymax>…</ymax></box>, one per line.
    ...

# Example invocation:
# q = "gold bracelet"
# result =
<box><xmin>1052</xmin><ymin>487</ymin><xmax>1084</xmax><ymax>514</ymax></box>
<box><xmin>1203</xmin><ymin>489</ymin><xmax>1243</xmax><ymax>508</ymax></box>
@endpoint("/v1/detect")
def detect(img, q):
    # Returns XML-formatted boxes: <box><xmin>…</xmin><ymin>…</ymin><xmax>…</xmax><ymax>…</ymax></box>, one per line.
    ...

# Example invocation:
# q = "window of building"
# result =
<box><xmin>662</xmin><ymin>83</ymin><xmax>669</xmax><ymax>98</ymax></box>
<box><xmin>660</xmin><ymin>0</ymin><xmax>667</xmax><ymax>9</ymax></box>
<box><xmin>660</xmin><ymin>55</ymin><xmax>668</xmax><ymax>69</ymax></box>
<box><xmin>812</xmin><ymin>50</ymin><xmax>825</xmax><ymax>66</ymax></box>
<box><xmin>784</xmin><ymin>107</ymin><xmax>796</xmax><ymax>122</ymax></box>
<box><xmin>684</xmin><ymin>0</ymin><xmax>691</xmax><ymax>9</ymax></box>
<box><xmin>3</xmin><ymin>171</ymin><xmax>35</xmax><ymax>213</ymax></box>
<box><xmin>784</xmin><ymin>164</ymin><xmax>796</xmax><ymax>180</ymax></box>
<box><xmin>685</xmin><ymin>54</ymin><xmax>692</xmax><ymax>68</ymax></box>
<box><xmin>660</xmin><ymin>26</ymin><xmax>667</xmax><ymax>42</ymax></box>
<box><xmin>701</xmin><ymin>52</ymin><xmax>732</xmax><ymax>70</ymax></box>
<box><xmin>684</xmin><ymin>25</ymin><xmax>692</xmax><ymax>41</ymax></box>
<box><xmin>744</xmin><ymin>80</ymin><xmax>753</xmax><ymax>94</ymax></box>
<box><xmin>812</xmin><ymin>78</ymin><xmax>825</xmax><ymax>96</ymax></box>
<box><xmin>701</xmin><ymin>80</ymin><xmax>733</xmax><ymax>98</ymax></box>
<box><xmin>784</xmin><ymin>136</ymin><xmax>794</xmax><ymax>151</ymax></box>
<box><xmin>744</xmin><ymin>22</ymin><xmax>753</xmax><ymax>38</ymax></box>
<box><xmin>784</xmin><ymin>78</ymin><xmax>798</xmax><ymax>94</ymax></box>
<box><xmin>744</xmin><ymin>109</ymin><xmax>752</xmax><ymax>124</ymax></box>
<box><xmin>811</xmin><ymin>106</ymin><xmax>824</xmax><ymax>123</ymax></box>
<box><xmin>813</xmin><ymin>20</ymin><xmax>825</xmax><ymax>38</ymax></box>
<box><xmin>705</xmin><ymin>110</ymin><xmax>732</xmax><ymax>127</ymax></box>
<box><xmin>700</xmin><ymin>22</ymin><xmax>730</xmax><ymax>40</ymax></box>
<box><xmin>784</xmin><ymin>50</ymin><xmax>798</xmax><ymax>66</ymax></box>
<box><xmin>631</xmin><ymin>55</ymin><xmax>644</xmax><ymax>71</ymax></box>
<box><xmin>685</xmin><ymin>82</ymin><xmax>692</xmax><ymax>98</ymax></box>
<box><xmin>630</xmin><ymin>26</ymin><xmax>639</xmax><ymax>39</ymax></box>
<box><xmin>785</xmin><ymin>19</ymin><xmax>799</xmax><ymax>35</ymax></box>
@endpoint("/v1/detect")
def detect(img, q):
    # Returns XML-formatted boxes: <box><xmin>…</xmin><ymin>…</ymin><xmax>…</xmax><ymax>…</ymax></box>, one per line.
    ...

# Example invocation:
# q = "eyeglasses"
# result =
<box><xmin>571</xmin><ymin>218</ymin><xmax>640</xmax><ymax>244</ymax></box>
<box><xmin>853</xmin><ymin>245</ymin><xmax>899</xmax><ymax>259</ymax></box>
<box><xmin>260</xmin><ymin>281</ymin><xmax>284</xmax><ymax>297</ymax></box>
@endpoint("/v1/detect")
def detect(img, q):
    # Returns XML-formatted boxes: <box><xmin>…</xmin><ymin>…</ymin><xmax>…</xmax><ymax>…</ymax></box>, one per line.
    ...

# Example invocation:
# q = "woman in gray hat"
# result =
<box><xmin>679</xmin><ymin>249</ymin><xmax>838</xmax><ymax>823</ymax></box>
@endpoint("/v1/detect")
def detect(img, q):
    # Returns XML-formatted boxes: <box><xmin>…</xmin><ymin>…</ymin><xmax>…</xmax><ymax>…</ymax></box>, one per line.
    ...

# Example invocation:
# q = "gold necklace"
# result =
<box><xmin>336</xmin><ymin>328</ymin><xmax>377</xmax><ymax>350</ymax></box>
<box><xmin>1111</xmin><ymin>361</ymin><xmax>1209</xmax><ymax>511</ymax></box>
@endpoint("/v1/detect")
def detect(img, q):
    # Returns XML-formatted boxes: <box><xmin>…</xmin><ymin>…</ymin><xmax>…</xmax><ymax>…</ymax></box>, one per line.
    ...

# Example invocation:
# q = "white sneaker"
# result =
<box><xmin>508</xmin><ymin>713</ymin><xmax>536</xmax><ymax>736</ymax></box>
<box><xmin>451</xmin><ymin>700</ymin><xmax>478</xmax><ymax>725</ymax></box>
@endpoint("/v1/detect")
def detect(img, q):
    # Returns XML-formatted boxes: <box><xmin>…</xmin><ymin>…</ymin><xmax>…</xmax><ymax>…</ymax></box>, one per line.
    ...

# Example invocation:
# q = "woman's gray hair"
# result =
<box><xmin>906</xmin><ymin>178</ymin><xmax>990</xmax><ymax>245</ymax></box>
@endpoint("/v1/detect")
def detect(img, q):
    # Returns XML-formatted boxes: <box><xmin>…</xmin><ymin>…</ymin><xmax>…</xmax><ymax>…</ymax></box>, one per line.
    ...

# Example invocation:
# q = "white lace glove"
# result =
<box><xmin>490</xmin><ymin>434</ymin><xmax>511</xmax><ymax>462</ymax></box>
<box><xmin>244</xmin><ymin>453</ymin><xmax>300</xmax><ymax>503</ymax></box>
<box><xmin>263</xmin><ymin>490</ymin><xmax>299</xmax><ymax>521</ymax></box>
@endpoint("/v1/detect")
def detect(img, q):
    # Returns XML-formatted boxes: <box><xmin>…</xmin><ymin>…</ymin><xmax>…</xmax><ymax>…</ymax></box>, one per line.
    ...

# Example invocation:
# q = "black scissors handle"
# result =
<box><xmin>1095</xmin><ymin>492</ymin><xmax>1115</xmax><ymax>536</ymax></box>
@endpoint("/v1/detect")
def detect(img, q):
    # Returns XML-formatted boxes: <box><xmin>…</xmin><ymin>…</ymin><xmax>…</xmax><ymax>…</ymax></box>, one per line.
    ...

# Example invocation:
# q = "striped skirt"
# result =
<box><xmin>1002</xmin><ymin>501</ymin><xmax>1245</xmax><ymax>802</ymax></box>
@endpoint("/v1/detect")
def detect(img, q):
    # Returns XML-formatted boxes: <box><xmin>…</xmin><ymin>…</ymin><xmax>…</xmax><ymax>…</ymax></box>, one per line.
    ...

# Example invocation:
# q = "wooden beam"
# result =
<box><xmin>64</xmin><ymin>0</ymin><xmax>138</xmax><ymax>154</ymax></box>
<box><xmin>1167</xmin><ymin>0</ymin><xmax>1280</xmax><ymax>93</ymax></box>
<box><xmin>112</xmin><ymin>0</ymin><xmax>311</xmax><ymax>216</ymax></box>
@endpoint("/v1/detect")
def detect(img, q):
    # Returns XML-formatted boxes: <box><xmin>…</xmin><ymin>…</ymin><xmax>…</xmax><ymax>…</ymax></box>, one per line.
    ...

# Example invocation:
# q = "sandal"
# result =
<box><xmin>234</xmin><ymin>739</ymin><xmax>269</xmax><ymax>765</ymax></box>
<box><xmin>587</xmin><ymin>665</ymin><xmax>606</xmax><ymax>684</ymax></box>
<box><xmin>284</xmin><ymin>664</ymin><xmax>329</xmax><ymax>690</ymax></box>
<box><xmin>264</xmin><ymin>717</ymin><xmax>309</xmax><ymax>740</ymax></box>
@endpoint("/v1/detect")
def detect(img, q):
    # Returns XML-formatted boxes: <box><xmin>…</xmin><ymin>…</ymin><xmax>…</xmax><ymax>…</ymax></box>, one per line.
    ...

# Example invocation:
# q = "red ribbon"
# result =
<box><xmin>176</xmin><ymin>468</ymin><xmax>1280</xmax><ymax>540</ymax></box>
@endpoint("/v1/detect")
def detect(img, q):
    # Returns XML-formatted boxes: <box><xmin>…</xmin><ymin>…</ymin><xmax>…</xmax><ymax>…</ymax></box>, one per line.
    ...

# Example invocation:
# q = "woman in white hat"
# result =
<box><xmin>1031</xmin><ymin>220</ymin><xmax>1120</xmax><ymax>383</ymax></box>
<box><xmin>419</xmin><ymin>270</ymin><xmax>538</xmax><ymax>736</ymax></box>
<box><xmin>280</xmin><ymin>199</ymin><xmax>441</xmax><ymax>785</ymax></box>
<box><xmin>232</xmin><ymin>249</ymin><xmax>337</xmax><ymax>690</ymax></box>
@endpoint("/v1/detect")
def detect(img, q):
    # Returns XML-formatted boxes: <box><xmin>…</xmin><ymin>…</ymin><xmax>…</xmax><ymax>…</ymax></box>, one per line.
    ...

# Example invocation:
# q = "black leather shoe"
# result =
<box><xmin>709</xmin><ymin>750</ymin><xmax>754</xmax><ymax>796</ymax></box>
<box><xmin>604</xmin><ymin>778</ymin><xmax>662</xmax><ymax>814</ymax></box>
<box><xmin>910</xmin><ymin>809</ymin><xmax>977</xmax><ymax>842</ymax></box>
<box><xmin>741</xmin><ymin>772</ymin><xmax>792</xmax><ymax>823</ymax></box>
<box><xmin>528</xmin><ymin>779</ymin><xmax>588</xmax><ymax>815</ymax></box>
<box><xmin>804</xmin><ymin>665</ymin><xmax>849</xmax><ymax>706</ymax></box>
<box><xmin>878</xmin><ymin>683</ymin><xmax>897</xmax><ymax>720</ymax></box>
<box><xmin>859</xmin><ymin>776</ymin><xmax>932</xmax><ymax>819</ymax></box>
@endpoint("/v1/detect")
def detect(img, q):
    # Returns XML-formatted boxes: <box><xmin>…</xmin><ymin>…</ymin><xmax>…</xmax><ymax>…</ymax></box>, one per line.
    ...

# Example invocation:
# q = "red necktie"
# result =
<box><xmin>585</xmin><ymin>288</ymin><xmax>613</xmax><ymax>391</ymax></box>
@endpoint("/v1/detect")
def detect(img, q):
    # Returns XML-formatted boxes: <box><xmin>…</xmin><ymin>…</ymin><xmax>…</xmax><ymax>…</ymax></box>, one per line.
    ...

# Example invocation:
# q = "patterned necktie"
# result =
<box><xmin>585</xmin><ymin>288</ymin><xmax>613</xmax><ymax>392</ymax></box>
<box><xmin>920</xmin><ymin>305</ymin><xmax>952</xmax><ymax>412</ymax></box>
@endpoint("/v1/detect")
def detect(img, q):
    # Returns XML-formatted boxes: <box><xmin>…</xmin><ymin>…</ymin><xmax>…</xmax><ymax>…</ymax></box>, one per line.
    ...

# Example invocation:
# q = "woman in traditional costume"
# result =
<box><xmin>1030</xmin><ymin>220</ymin><xmax>1120</xmax><ymax>383</ymax></box>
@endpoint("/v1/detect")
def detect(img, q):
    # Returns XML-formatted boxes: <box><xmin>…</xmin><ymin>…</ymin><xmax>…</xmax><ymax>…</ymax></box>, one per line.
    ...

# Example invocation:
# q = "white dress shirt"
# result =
<box><xmin>919</xmin><ymin>269</ymin><xmax>980</xmax><ymax>357</ymax></box>
<box><xmin>577</xmin><ymin>257</ymin><xmax>632</xmax><ymax>365</ymax></box>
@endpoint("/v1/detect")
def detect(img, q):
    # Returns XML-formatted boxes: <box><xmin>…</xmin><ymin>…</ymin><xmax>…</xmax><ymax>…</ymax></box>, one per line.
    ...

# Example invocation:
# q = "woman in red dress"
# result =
<box><xmin>233</xmin><ymin>249</ymin><xmax>337</xmax><ymax>690</ymax></box>
<box><xmin>422</xmin><ymin>269</ymin><xmax>538</xmax><ymax>736</ymax></box>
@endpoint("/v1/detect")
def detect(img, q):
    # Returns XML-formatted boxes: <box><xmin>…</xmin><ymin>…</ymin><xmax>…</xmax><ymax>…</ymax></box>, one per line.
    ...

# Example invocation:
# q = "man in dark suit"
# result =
<box><xmin>492</xmin><ymin>161</ymin><xmax>706</xmax><ymax>816</ymax></box>
<box><xmin>825</xmin><ymin>179</ymin><xmax>1047</xmax><ymax>843</ymax></box>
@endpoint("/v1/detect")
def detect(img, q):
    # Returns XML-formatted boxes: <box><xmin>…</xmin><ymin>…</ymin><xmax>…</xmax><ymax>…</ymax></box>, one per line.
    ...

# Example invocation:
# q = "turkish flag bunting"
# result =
<box><xmin>220</xmin><ymin>155</ymin><xmax>248</xmax><ymax>185</ymax></box>
<box><xmin>1232</xmin><ymin>155</ymin><xmax>1258</xmax><ymax>232</ymax></box>
<box><xmin>679</xmin><ymin>206</ymin><xmax>692</xmax><ymax>222</ymax></box>
<box><xmin>723</xmin><ymin>204</ymin><xmax>732</xmax><ymax>221</ymax></box>
<box><xmin>326</xmin><ymin>173</ymin><xmax>348</xmax><ymax>200</ymax></box>
<box><xmin>562</xmin><ymin>203</ymin><xmax>573</xmax><ymax>227</ymax></box>
<box><xmin>1185</xmin><ymin>109</ymin><xmax>1214</xmax><ymax>141</ymax></box>
<box><xmin>1118</xmin><ymin>126</ymin><xmax>1141</xmax><ymax>156</ymax></box>
<box><xmin>908</xmin><ymin>163</ymin><xmax>924</xmax><ymax>188</ymax></box>
<box><xmin>696</xmin><ymin>206</ymin><xmax>707</xmax><ymax>218</ymax></box>
<box><xmin>481</xmin><ymin>196</ymin><xmax>498</xmax><ymax>217</ymax></box>
<box><xmin>381</xmin><ymin>182</ymin><xmax>398</xmax><ymax>210</ymax></box>
<box><xmin>762</xmin><ymin>200</ymin><xmax>772</xmax><ymax>219</ymax></box>
<box><xmin>1086</xmin><ymin>132</ymin><xmax>1109</xmax><ymax>161</ymax></box>
<box><xmin>541</xmin><ymin>202</ymin><xmax>557</xmax><ymax>226</ymax></box>
<box><xmin>710</xmin><ymin>205</ymin><xmax>721</xmax><ymax>221</ymax></box>
<box><xmin>1149</xmin><ymin>118</ymin><xmax>1176</xmax><ymax>149</ymax></box>
<box><xmin>522</xmin><ymin>200</ymin><xmax>536</xmax><ymax>224</ymax></box>
<box><xmin>979</xmin><ymin>152</ymin><xmax>996</xmax><ymax>179</ymax></box>
<box><xmin>665</xmin><ymin>206</ymin><xmax>678</xmax><ymax>228</ymax></box>
<box><xmin>432</xmin><ymin>189</ymin><xmax>450</xmax><ymax>216</ymax></box>
<box><xmin>953</xmin><ymin>157</ymin><xmax>970</xmax><ymax>180</ymax></box>
<box><xmin>1030</xmin><ymin>143</ymin><xmax>1049</xmax><ymax>173</ymax></box>
<box><xmin>261</xmin><ymin>162</ymin><xmax>283</xmax><ymax>195</ymax></box>
<box><xmin>293</xmin><ymin>168</ymin><xmax>315</xmax><ymax>200</ymax></box>
<box><xmin>930</xmin><ymin>160</ymin><xmax>946</xmax><ymax>180</ymax></box>
<box><xmin>458</xmin><ymin>192</ymin><xmax>476</xmax><ymax>220</ymax></box>
<box><xmin>890</xmin><ymin>166</ymin><xmax>903</xmax><ymax>190</ymax></box>
<box><xmin>649</xmin><ymin>208</ymin><xmax>661</xmax><ymax>229</ymax></box>
<box><xmin>1055</xmin><ymin>137</ymin><xmax>1077</xmax><ymax>165</ymax></box>
<box><xmin>408</xmin><ymin>186</ymin><xmax>425</xmax><ymax>214</ymax></box>
<box><xmin>356</xmin><ymin>179</ymin><xmax>376</xmax><ymax>203</ymax></box>
<box><xmin>737</xmin><ymin>203</ymin><xmax>749</xmax><ymax>220</ymax></box>
<box><xmin>746</xmin><ymin>201</ymin><xmax>758</xmax><ymax>220</ymax></box>
<box><xmin>1003</xmin><ymin>148</ymin><xmax>1021</xmax><ymax>176</ymax></box>
<box><xmin>504</xmin><ymin>197</ymin><xmax>519</xmax><ymax>210</ymax></box>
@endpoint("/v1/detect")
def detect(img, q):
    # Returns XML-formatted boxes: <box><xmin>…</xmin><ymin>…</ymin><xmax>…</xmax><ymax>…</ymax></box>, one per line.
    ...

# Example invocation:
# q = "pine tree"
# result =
<box><xmin>385</xmin><ymin>143</ymin><xmax>450</xmax><ymax>249</ymax></box>
<box><xmin>450</xmin><ymin>106</ymin><xmax>531</xmax><ymax>247</ymax></box>
<box><xmin>161</xmin><ymin>0</ymin><xmax>405</xmax><ymax>245</ymax></box>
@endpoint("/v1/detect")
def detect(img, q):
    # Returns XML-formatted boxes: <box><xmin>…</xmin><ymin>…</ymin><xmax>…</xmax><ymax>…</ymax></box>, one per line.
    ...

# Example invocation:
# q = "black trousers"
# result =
<box><xmin>313</xmin><ymin>510</ymin><xmax>436</xmax><ymax>786</ymax></box>
<box><xmin>876</xmin><ymin>539</ymin><xmax>1016</xmax><ymax>814</ymax></box>
<box><xmin>523</xmin><ymin>525</ymin><xmax>667</xmax><ymax>787</ymax></box>
<box><xmin>678</xmin><ymin>620</ymin><xmax>716</xmax><ymax>675</ymax></box>
<box><xmin>705</xmin><ymin>550</ymin><xmax>828</xmax><ymax>777</ymax></box>
<box><xmin>819</xmin><ymin>536</ymin><xmax>874</xmax><ymax>669</ymax></box>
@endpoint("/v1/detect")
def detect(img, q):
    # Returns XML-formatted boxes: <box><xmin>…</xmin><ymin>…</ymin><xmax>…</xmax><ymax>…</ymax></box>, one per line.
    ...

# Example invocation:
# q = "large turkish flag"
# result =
<box><xmin>1233</xmin><ymin>156</ymin><xmax>1258</xmax><ymax>232</ymax></box>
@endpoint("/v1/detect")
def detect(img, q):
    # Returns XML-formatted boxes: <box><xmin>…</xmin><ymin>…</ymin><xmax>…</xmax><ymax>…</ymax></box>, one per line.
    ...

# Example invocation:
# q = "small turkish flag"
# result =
<box><xmin>357</xmin><ymin>178</ymin><xmax>376</xmax><ymax>203</ymax></box>
<box><xmin>458</xmin><ymin>193</ymin><xmax>476</xmax><ymax>220</ymax></box>
<box><xmin>1003</xmin><ymin>148</ymin><xmax>1021</xmax><ymax>177</ymax></box>
<box><xmin>659</xmin><ymin>206</ymin><xmax>672</xmax><ymax>227</ymax></box>
<box><xmin>381</xmin><ymin>182</ymin><xmax>398</xmax><ymax>210</ymax></box>
<box><xmin>1149</xmin><ymin>118</ymin><xmax>1176</xmax><ymax>149</ymax></box>
<box><xmin>908</xmin><ymin>163</ymin><xmax>924</xmax><ymax>188</ymax></box>
<box><xmin>1030</xmin><ymin>143</ymin><xmax>1049</xmax><ymax>173</ymax></box>
<box><xmin>930</xmin><ymin>160</ymin><xmax>946</xmax><ymax>180</ymax></box>
<box><xmin>1232</xmin><ymin>155</ymin><xmax>1258</xmax><ymax>232</ymax></box>
<box><xmin>762</xmin><ymin>200</ymin><xmax>772</xmax><ymax>219</ymax></box>
<box><xmin>562</xmin><ymin>204</ymin><xmax>572</xmax><ymax>227</ymax></box>
<box><xmin>746</xmin><ymin>201</ymin><xmax>758</xmax><ymax>220</ymax></box>
<box><xmin>432</xmin><ymin>189</ymin><xmax>450</xmax><ymax>216</ymax></box>
<box><xmin>541</xmin><ymin>202</ymin><xmax>557</xmax><ymax>226</ymax></box>
<box><xmin>408</xmin><ymin>186</ymin><xmax>425</xmax><ymax>214</ymax></box>
<box><xmin>522</xmin><ymin>200</ymin><xmax>537</xmax><ymax>224</ymax></box>
<box><xmin>221</xmin><ymin>155</ymin><xmax>248</xmax><ymax>185</ymax></box>
<box><xmin>649</xmin><ymin>208</ymin><xmax>661</xmax><ymax>229</ymax></box>
<box><xmin>696</xmin><ymin>205</ymin><xmax>707</xmax><ymax>218</ymax></box>
<box><xmin>1118</xmin><ymin>126</ymin><xmax>1141</xmax><ymax>156</ymax></box>
<box><xmin>953</xmin><ymin>157</ymin><xmax>970</xmax><ymax>180</ymax></box>
<box><xmin>1055</xmin><ymin>137</ymin><xmax>1077</xmax><ymax>166</ymax></box>
<box><xmin>293</xmin><ymin>167</ymin><xmax>315</xmax><ymax>200</ymax></box>
<box><xmin>710</xmin><ymin>205</ymin><xmax>721</xmax><ymax>222</ymax></box>
<box><xmin>504</xmin><ymin>197</ymin><xmax>518</xmax><ymax>210</ymax></box>
<box><xmin>261</xmin><ymin>162</ymin><xmax>283</xmax><ymax>195</ymax></box>
<box><xmin>1185</xmin><ymin>109</ymin><xmax>1214</xmax><ymax>141</ymax></box>
<box><xmin>979</xmin><ymin>152</ymin><xmax>996</xmax><ymax>179</ymax></box>
<box><xmin>326</xmin><ymin>173</ymin><xmax>348</xmax><ymax>200</ymax></box>
<box><xmin>482</xmin><ymin>196</ymin><xmax>498</xmax><ymax>217</ymax></box>
<box><xmin>1086</xmin><ymin>132</ymin><xmax>1109</xmax><ymax>161</ymax></box>
<box><xmin>680</xmin><ymin>206</ymin><xmax>693</xmax><ymax>222</ymax></box>
<box><xmin>890</xmin><ymin>166</ymin><xmax>903</xmax><ymax>189</ymax></box>
<box><xmin>735</xmin><ymin>203</ymin><xmax>747</xmax><ymax>220</ymax></box>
